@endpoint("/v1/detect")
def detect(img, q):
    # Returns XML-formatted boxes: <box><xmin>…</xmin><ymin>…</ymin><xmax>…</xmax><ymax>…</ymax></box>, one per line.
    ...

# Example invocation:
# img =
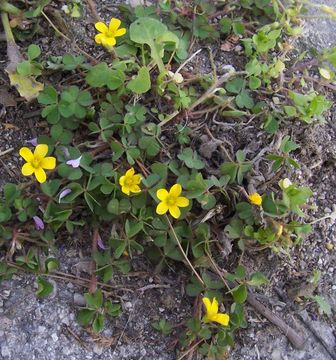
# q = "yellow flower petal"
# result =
<box><xmin>95</xmin><ymin>21</ymin><xmax>108</xmax><ymax>33</ymax></box>
<box><xmin>169</xmin><ymin>205</ymin><xmax>181</xmax><ymax>219</ymax></box>
<box><xmin>170</xmin><ymin>184</ymin><xmax>182</xmax><ymax>197</ymax></box>
<box><xmin>41</xmin><ymin>157</ymin><xmax>56</xmax><ymax>170</ymax></box>
<box><xmin>109</xmin><ymin>18</ymin><xmax>121</xmax><ymax>32</ymax></box>
<box><xmin>102</xmin><ymin>37</ymin><xmax>116</xmax><ymax>47</ymax></box>
<box><xmin>115</xmin><ymin>28</ymin><xmax>126</xmax><ymax>37</ymax></box>
<box><xmin>121</xmin><ymin>186</ymin><xmax>130</xmax><ymax>195</ymax></box>
<box><xmin>176</xmin><ymin>196</ymin><xmax>189</xmax><ymax>207</ymax></box>
<box><xmin>119</xmin><ymin>175</ymin><xmax>126</xmax><ymax>187</ymax></box>
<box><xmin>156</xmin><ymin>188</ymin><xmax>168</xmax><ymax>201</ymax></box>
<box><xmin>156</xmin><ymin>202</ymin><xmax>169</xmax><ymax>215</ymax></box>
<box><xmin>133</xmin><ymin>174</ymin><xmax>142</xmax><ymax>184</ymax></box>
<box><xmin>34</xmin><ymin>144</ymin><xmax>48</xmax><ymax>159</ymax></box>
<box><xmin>19</xmin><ymin>147</ymin><xmax>34</xmax><ymax>162</ymax></box>
<box><xmin>95</xmin><ymin>33</ymin><xmax>105</xmax><ymax>44</ymax></box>
<box><xmin>34</xmin><ymin>168</ymin><xmax>46</xmax><ymax>183</ymax></box>
<box><xmin>130</xmin><ymin>185</ymin><xmax>141</xmax><ymax>193</ymax></box>
<box><xmin>21</xmin><ymin>163</ymin><xmax>34</xmax><ymax>176</ymax></box>
<box><xmin>208</xmin><ymin>297</ymin><xmax>218</xmax><ymax>317</ymax></box>
<box><xmin>248</xmin><ymin>192</ymin><xmax>262</xmax><ymax>206</ymax></box>
<box><xmin>125</xmin><ymin>167</ymin><xmax>135</xmax><ymax>177</ymax></box>
<box><xmin>202</xmin><ymin>297</ymin><xmax>212</xmax><ymax>315</ymax></box>
<box><xmin>213</xmin><ymin>313</ymin><xmax>230</xmax><ymax>326</ymax></box>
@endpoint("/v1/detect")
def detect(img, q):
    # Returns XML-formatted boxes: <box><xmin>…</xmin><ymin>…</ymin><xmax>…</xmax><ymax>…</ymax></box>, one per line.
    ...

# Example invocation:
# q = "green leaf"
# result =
<box><xmin>280</xmin><ymin>135</ymin><xmax>300</xmax><ymax>153</ymax></box>
<box><xmin>152</xmin><ymin>319</ymin><xmax>172</xmax><ymax>335</ymax></box>
<box><xmin>234</xmin><ymin>265</ymin><xmax>246</xmax><ymax>279</ymax></box>
<box><xmin>16</xmin><ymin>61</ymin><xmax>33</xmax><ymax>76</ymax></box>
<box><xmin>86</xmin><ymin>63</ymin><xmax>124</xmax><ymax>90</ymax></box>
<box><xmin>220</xmin><ymin>162</ymin><xmax>238</xmax><ymax>183</ymax></box>
<box><xmin>27</xmin><ymin>44</ymin><xmax>41</xmax><ymax>60</ymax></box>
<box><xmin>36</xmin><ymin>276</ymin><xmax>54</xmax><ymax>298</ymax></box>
<box><xmin>105</xmin><ymin>300</ymin><xmax>121</xmax><ymax>317</ymax></box>
<box><xmin>219</xmin><ymin>17</ymin><xmax>231</xmax><ymax>34</ymax></box>
<box><xmin>38</xmin><ymin>85</ymin><xmax>58</xmax><ymax>105</ymax></box>
<box><xmin>84</xmin><ymin>289</ymin><xmax>103</xmax><ymax>309</ymax></box>
<box><xmin>3</xmin><ymin>183</ymin><xmax>18</xmax><ymax>204</ymax></box>
<box><xmin>249</xmin><ymin>76</ymin><xmax>261</xmax><ymax>90</ymax></box>
<box><xmin>202</xmin><ymin>272</ymin><xmax>225</xmax><ymax>290</ymax></box>
<box><xmin>114</xmin><ymin>242</ymin><xmax>127</xmax><ymax>259</ymax></box>
<box><xmin>77</xmin><ymin>309</ymin><xmax>95</xmax><ymax>326</ymax></box>
<box><xmin>236</xmin><ymin>91</ymin><xmax>254</xmax><ymax>109</ymax></box>
<box><xmin>92</xmin><ymin>313</ymin><xmax>105</xmax><ymax>333</ymax></box>
<box><xmin>138</xmin><ymin>136</ymin><xmax>160</xmax><ymax>157</ymax></box>
<box><xmin>284</xmin><ymin>105</ymin><xmax>297</xmax><ymax>117</ymax></box>
<box><xmin>311</xmin><ymin>295</ymin><xmax>331</xmax><ymax>316</ymax></box>
<box><xmin>0</xmin><ymin>204</ymin><xmax>12</xmax><ymax>223</ymax></box>
<box><xmin>129</xmin><ymin>17</ymin><xmax>178</xmax><ymax>72</ymax></box>
<box><xmin>45</xmin><ymin>258</ymin><xmax>59</xmax><ymax>272</ymax></box>
<box><xmin>127</xmin><ymin>66</ymin><xmax>151</xmax><ymax>94</ymax></box>
<box><xmin>232</xmin><ymin>21</ymin><xmax>245</xmax><ymax>35</ymax></box>
<box><xmin>231</xmin><ymin>284</ymin><xmax>248</xmax><ymax>304</ymax></box>
<box><xmin>125</xmin><ymin>219</ymin><xmax>143</xmax><ymax>238</ymax></box>
<box><xmin>186</xmin><ymin>277</ymin><xmax>204</xmax><ymax>296</ymax></box>
<box><xmin>248</xmin><ymin>272</ymin><xmax>269</xmax><ymax>286</ymax></box>
<box><xmin>177</xmin><ymin>148</ymin><xmax>204</xmax><ymax>169</ymax></box>
<box><xmin>225</xmin><ymin>78</ymin><xmax>244</xmax><ymax>94</ymax></box>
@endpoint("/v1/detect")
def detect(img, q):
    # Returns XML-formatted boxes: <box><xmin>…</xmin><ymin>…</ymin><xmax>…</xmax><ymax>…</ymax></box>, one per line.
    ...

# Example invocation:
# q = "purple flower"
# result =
<box><xmin>97</xmin><ymin>233</ymin><xmax>106</xmax><ymax>250</ymax></box>
<box><xmin>26</xmin><ymin>138</ymin><xmax>38</xmax><ymax>146</ymax></box>
<box><xmin>33</xmin><ymin>216</ymin><xmax>44</xmax><ymax>231</ymax></box>
<box><xmin>66</xmin><ymin>156</ymin><xmax>82</xmax><ymax>168</ymax></box>
<box><xmin>59</xmin><ymin>188</ymin><xmax>72</xmax><ymax>203</ymax></box>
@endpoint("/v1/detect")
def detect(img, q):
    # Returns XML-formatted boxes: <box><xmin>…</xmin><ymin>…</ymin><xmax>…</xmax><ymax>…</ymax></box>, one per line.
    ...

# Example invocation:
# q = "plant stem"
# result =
<box><xmin>0</xmin><ymin>0</ymin><xmax>21</xmax><ymax>16</ymax></box>
<box><xmin>165</xmin><ymin>215</ymin><xmax>204</xmax><ymax>286</ymax></box>
<box><xmin>1</xmin><ymin>10</ymin><xmax>14</xmax><ymax>42</ymax></box>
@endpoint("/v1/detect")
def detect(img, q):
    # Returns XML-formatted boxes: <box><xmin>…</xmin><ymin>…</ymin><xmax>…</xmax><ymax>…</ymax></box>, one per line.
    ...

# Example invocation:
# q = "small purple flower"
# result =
<box><xmin>33</xmin><ymin>216</ymin><xmax>44</xmax><ymax>231</ymax></box>
<box><xmin>59</xmin><ymin>188</ymin><xmax>72</xmax><ymax>203</ymax></box>
<box><xmin>97</xmin><ymin>233</ymin><xmax>106</xmax><ymax>250</ymax></box>
<box><xmin>26</xmin><ymin>138</ymin><xmax>38</xmax><ymax>146</ymax></box>
<box><xmin>66</xmin><ymin>156</ymin><xmax>82</xmax><ymax>168</ymax></box>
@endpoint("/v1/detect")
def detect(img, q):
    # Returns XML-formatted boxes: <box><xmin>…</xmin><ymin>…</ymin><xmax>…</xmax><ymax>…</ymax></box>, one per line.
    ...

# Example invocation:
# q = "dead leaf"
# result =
<box><xmin>3</xmin><ymin>123</ymin><xmax>20</xmax><ymax>130</ymax></box>
<box><xmin>7</xmin><ymin>72</ymin><xmax>44</xmax><ymax>102</ymax></box>
<box><xmin>221</xmin><ymin>34</ymin><xmax>240</xmax><ymax>52</ymax></box>
<box><xmin>5</xmin><ymin>40</ymin><xmax>44</xmax><ymax>101</ymax></box>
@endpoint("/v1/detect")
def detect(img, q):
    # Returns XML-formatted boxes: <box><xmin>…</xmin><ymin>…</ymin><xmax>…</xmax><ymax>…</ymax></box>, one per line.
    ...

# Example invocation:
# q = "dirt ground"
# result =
<box><xmin>0</xmin><ymin>1</ymin><xmax>335</xmax><ymax>359</ymax></box>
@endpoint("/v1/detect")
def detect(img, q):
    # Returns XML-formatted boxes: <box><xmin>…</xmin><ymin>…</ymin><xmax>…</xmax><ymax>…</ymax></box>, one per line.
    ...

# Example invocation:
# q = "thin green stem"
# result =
<box><xmin>1</xmin><ymin>10</ymin><xmax>14</xmax><ymax>42</ymax></box>
<box><xmin>0</xmin><ymin>0</ymin><xmax>21</xmax><ymax>16</ymax></box>
<box><xmin>165</xmin><ymin>214</ymin><xmax>204</xmax><ymax>286</ymax></box>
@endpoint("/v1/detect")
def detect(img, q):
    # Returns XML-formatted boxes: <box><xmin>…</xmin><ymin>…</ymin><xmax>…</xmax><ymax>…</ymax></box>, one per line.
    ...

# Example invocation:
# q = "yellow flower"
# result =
<box><xmin>94</xmin><ymin>18</ymin><xmax>126</xmax><ymax>49</ymax></box>
<box><xmin>156</xmin><ymin>184</ymin><xmax>189</xmax><ymax>219</ymax></box>
<box><xmin>19</xmin><ymin>144</ymin><xmax>56</xmax><ymax>184</ymax></box>
<box><xmin>202</xmin><ymin>297</ymin><xmax>230</xmax><ymax>326</ymax></box>
<box><xmin>248</xmin><ymin>192</ymin><xmax>262</xmax><ymax>206</ymax></box>
<box><xmin>119</xmin><ymin>167</ymin><xmax>141</xmax><ymax>195</ymax></box>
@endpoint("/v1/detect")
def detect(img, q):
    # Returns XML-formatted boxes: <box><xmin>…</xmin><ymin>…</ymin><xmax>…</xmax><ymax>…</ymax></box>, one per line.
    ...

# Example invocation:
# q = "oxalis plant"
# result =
<box><xmin>0</xmin><ymin>0</ymin><xmax>334</xmax><ymax>358</ymax></box>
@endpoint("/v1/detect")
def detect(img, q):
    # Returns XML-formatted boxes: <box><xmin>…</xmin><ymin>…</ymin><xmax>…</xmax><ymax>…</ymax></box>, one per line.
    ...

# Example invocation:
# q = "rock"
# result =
<box><xmin>73</xmin><ymin>293</ymin><xmax>86</xmax><ymax>306</ymax></box>
<box><xmin>1</xmin><ymin>345</ymin><xmax>11</xmax><ymax>357</ymax></box>
<box><xmin>124</xmin><ymin>301</ymin><xmax>133</xmax><ymax>310</ymax></box>
<box><xmin>271</xmin><ymin>349</ymin><xmax>282</xmax><ymax>360</ymax></box>
<box><xmin>38</xmin><ymin>325</ymin><xmax>46</xmax><ymax>333</ymax></box>
<box><xmin>93</xmin><ymin>344</ymin><xmax>103</xmax><ymax>355</ymax></box>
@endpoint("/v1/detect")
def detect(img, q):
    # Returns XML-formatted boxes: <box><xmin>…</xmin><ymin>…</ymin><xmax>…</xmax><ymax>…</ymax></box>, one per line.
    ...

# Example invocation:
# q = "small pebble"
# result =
<box><xmin>73</xmin><ymin>293</ymin><xmax>86</xmax><ymax>306</ymax></box>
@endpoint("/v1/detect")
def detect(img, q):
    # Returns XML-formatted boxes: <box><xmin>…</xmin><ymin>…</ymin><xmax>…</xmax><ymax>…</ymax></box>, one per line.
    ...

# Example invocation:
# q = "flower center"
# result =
<box><xmin>31</xmin><ymin>158</ymin><xmax>41</xmax><ymax>169</ymax></box>
<box><xmin>106</xmin><ymin>30</ymin><xmax>116</xmax><ymax>38</ymax></box>
<box><xmin>166</xmin><ymin>195</ymin><xmax>177</xmax><ymax>206</ymax></box>
<box><xmin>124</xmin><ymin>177</ymin><xmax>134</xmax><ymax>187</ymax></box>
